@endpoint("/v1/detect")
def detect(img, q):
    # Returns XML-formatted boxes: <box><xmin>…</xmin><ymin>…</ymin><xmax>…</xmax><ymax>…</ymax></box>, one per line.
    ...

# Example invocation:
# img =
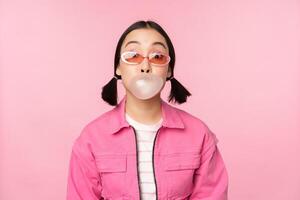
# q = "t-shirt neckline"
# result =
<box><xmin>125</xmin><ymin>112</ymin><xmax>163</xmax><ymax>131</ymax></box>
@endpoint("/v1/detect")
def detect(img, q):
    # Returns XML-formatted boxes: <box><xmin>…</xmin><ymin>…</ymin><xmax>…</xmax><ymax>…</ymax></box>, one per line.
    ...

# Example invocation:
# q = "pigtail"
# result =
<box><xmin>101</xmin><ymin>76</ymin><xmax>118</xmax><ymax>106</ymax></box>
<box><xmin>168</xmin><ymin>77</ymin><xmax>192</xmax><ymax>104</ymax></box>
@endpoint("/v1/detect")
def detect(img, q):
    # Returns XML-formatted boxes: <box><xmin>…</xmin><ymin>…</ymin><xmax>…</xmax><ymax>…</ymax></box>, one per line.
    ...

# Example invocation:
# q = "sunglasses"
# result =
<box><xmin>120</xmin><ymin>51</ymin><xmax>171</xmax><ymax>66</ymax></box>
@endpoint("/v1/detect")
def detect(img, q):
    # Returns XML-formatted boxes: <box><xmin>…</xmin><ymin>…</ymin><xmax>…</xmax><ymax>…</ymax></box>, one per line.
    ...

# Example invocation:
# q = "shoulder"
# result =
<box><xmin>171</xmin><ymin>105</ymin><xmax>219</xmax><ymax>145</ymax></box>
<box><xmin>171</xmin><ymin>104</ymin><xmax>209</xmax><ymax>129</ymax></box>
<box><xmin>72</xmin><ymin>107</ymin><xmax>116</xmax><ymax>145</ymax></box>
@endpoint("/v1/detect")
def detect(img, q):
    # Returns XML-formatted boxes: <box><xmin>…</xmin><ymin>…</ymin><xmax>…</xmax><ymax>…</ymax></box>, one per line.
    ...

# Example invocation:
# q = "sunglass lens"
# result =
<box><xmin>123</xmin><ymin>52</ymin><xmax>143</xmax><ymax>64</ymax></box>
<box><xmin>149</xmin><ymin>53</ymin><xmax>169</xmax><ymax>65</ymax></box>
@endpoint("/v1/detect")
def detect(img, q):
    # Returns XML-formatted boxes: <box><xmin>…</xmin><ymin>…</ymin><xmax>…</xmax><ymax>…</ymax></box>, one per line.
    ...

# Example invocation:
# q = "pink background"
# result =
<box><xmin>1</xmin><ymin>0</ymin><xmax>300</xmax><ymax>199</ymax></box>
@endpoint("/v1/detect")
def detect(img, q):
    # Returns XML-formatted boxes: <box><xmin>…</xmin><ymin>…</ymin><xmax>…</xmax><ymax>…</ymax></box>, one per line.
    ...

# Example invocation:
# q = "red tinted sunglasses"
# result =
<box><xmin>121</xmin><ymin>51</ymin><xmax>171</xmax><ymax>66</ymax></box>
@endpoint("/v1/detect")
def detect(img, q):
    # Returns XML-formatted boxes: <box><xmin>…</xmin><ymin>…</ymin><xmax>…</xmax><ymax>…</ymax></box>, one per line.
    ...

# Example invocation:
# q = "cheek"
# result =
<box><xmin>119</xmin><ymin>64</ymin><xmax>137</xmax><ymax>77</ymax></box>
<box><xmin>118</xmin><ymin>65</ymin><xmax>137</xmax><ymax>87</ymax></box>
<box><xmin>153</xmin><ymin>67</ymin><xmax>168</xmax><ymax>77</ymax></box>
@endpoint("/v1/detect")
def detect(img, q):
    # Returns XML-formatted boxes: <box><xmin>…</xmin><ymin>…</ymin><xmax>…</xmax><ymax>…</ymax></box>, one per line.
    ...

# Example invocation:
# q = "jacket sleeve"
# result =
<box><xmin>66</xmin><ymin>129</ymin><xmax>103</xmax><ymax>200</ymax></box>
<box><xmin>189</xmin><ymin>127</ymin><xmax>229</xmax><ymax>200</ymax></box>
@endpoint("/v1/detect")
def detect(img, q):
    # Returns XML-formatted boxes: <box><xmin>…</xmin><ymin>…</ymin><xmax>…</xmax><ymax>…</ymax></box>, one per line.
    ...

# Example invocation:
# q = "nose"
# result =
<box><xmin>140</xmin><ymin>57</ymin><xmax>151</xmax><ymax>73</ymax></box>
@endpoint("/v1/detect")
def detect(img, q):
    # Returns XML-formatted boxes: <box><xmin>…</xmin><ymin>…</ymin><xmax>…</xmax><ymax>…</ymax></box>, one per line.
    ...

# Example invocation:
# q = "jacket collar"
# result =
<box><xmin>105</xmin><ymin>95</ymin><xmax>185</xmax><ymax>134</ymax></box>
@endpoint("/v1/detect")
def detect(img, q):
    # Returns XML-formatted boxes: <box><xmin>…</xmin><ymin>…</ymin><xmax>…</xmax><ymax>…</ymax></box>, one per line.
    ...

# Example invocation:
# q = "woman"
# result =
<box><xmin>67</xmin><ymin>20</ymin><xmax>228</xmax><ymax>200</ymax></box>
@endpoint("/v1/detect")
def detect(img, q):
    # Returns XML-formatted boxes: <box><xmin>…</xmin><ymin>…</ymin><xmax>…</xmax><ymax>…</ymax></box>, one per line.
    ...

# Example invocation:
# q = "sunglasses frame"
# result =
<box><xmin>120</xmin><ymin>51</ymin><xmax>171</xmax><ymax>67</ymax></box>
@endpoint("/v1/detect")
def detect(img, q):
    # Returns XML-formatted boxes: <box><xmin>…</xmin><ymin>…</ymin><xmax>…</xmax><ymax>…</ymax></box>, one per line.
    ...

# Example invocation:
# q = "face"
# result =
<box><xmin>116</xmin><ymin>28</ymin><xmax>172</xmax><ymax>97</ymax></box>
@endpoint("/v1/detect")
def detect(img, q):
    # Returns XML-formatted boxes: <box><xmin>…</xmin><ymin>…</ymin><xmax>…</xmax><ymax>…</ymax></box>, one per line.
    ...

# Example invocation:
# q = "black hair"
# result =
<box><xmin>101</xmin><ymin>20</ymin><xmax>191</xmax><ymax>106</ymax></box>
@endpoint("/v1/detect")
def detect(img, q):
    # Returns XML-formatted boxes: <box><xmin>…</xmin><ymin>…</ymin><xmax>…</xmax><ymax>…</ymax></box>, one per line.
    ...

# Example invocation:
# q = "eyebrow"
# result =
<box><xmin>124</xmin><ymin>40</ymin><xmax>167</xmax><ymax>49</ymax></box>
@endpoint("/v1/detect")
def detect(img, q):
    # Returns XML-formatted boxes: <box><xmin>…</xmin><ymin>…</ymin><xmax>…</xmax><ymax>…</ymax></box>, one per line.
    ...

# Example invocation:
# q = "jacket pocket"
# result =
<box><xmin>164</xmin><ymin>152</ymin><xmax>201</xmax><ymax>171</ymax></box>
<box><xmin>94</xmin><ymin>154</ymin><xmax>127</xmax><ymax>198</ymax></box>
<box><xmin>95</xmin><ymin>154</ymin><xmax>127</xmax><ymax>173</ymax></box>
<box><xmin>163</xmin><ymin>152</ymin><xmax>201</xmax><ymax>198</ymax></box>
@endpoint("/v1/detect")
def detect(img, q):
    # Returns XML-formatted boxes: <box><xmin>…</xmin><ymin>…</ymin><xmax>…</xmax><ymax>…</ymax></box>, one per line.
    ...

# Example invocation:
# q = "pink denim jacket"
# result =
<box><xmin>66</xmin><ymin>95</ymin><xmax>228</xmax><ymax>200</ymax></box>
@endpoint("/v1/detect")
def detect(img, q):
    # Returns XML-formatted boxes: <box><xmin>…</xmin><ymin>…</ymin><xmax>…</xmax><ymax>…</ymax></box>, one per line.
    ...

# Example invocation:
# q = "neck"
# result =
<box><xmin>125</xmin><ymin>92</ymin><xmax>162</xmax><ymax>125</ymax></box>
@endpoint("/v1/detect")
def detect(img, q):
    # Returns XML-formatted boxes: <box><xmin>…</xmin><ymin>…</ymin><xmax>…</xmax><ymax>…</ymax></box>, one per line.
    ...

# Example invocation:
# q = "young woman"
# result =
<box><xmin>67</xmin><ymin>20</ymin><xmax>228</xmax><ymax>200</ymax></box>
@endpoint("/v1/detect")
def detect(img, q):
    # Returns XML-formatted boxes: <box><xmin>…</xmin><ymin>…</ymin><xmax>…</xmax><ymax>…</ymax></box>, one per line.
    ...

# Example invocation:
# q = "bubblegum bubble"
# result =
<box><xmin>127</xmin><ymin>73</ymin><xmax>164</xmax><ymax>100</ymax></box>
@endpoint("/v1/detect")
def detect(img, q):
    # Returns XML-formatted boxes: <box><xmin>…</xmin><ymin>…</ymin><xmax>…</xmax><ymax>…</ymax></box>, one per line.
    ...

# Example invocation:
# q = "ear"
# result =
<box><xmin>116</xmin><ymin>65</ymin><xmax>121</xmax><ymax>76</ymax></box>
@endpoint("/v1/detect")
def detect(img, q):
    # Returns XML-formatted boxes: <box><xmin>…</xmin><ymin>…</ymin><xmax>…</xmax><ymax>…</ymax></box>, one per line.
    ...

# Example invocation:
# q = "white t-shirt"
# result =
<box><xmin>125</xmin><ymin>113</ymin><xmax>163</xmax><ymax>200</ymax></box>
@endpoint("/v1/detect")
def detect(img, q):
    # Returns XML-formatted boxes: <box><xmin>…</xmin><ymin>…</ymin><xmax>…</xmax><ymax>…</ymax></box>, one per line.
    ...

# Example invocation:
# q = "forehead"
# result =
<box><xmin>122</xmin><ymin>28</ymin><xmax>168</xmax><ymax>51</ymax></box>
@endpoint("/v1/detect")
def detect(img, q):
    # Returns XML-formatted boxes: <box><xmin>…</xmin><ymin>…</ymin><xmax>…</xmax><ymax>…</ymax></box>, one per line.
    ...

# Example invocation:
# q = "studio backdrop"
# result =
<box><xmin>1</xmin><ymin>0</ymin><xmax>299</xmax><ymax>199</ymax></box>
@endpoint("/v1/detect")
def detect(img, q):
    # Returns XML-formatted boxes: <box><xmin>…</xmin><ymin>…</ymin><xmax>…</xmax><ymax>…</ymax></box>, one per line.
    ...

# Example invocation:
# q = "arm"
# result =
<box><xmin>189</xmin><ymin>128</ymin><xmax>229</xmax><ymax>200</ymax></box>
<box><xmin>66</xmin><ymin>129</ymin><xmax>102</xmax><ymax>200</ymax></box>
